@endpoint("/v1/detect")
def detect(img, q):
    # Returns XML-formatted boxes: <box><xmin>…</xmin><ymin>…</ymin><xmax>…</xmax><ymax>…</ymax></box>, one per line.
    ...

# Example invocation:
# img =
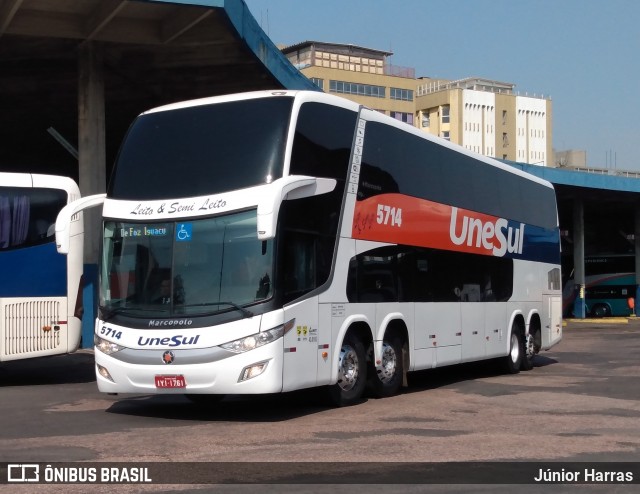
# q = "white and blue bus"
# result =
<box><xmin>0</xmin><ymin>172</ymin><xmax>83</xmax><ymax>361</ymax></box>
<box><xmin>56</xmin><ymin>90</ymin><xmax>562</xmax><ymax>406</ymax></box>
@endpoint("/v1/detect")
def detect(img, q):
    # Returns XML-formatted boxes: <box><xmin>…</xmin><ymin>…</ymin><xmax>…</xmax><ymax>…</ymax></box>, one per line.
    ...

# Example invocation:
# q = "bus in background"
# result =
<box><xmin>56</xmin><ymin>90</ymin><xmax>562</xmax><ymax>406</ymax></box>
<box><xmin>563</xmin><ymin>254</ymin><xmax>635</xmax><ymax>317</ymax></box>
<box><xmin>0</xmin><ymin>172</ymin><xmax>83</xmax><ymax>361</ymax></box>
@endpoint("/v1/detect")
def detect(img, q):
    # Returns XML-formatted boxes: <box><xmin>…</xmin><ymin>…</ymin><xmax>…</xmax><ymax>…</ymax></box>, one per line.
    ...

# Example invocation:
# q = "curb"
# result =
<box><xmin>564</xmin><ymin>317</ymin><xmax>632</xmax><ymax>324</ymax></box>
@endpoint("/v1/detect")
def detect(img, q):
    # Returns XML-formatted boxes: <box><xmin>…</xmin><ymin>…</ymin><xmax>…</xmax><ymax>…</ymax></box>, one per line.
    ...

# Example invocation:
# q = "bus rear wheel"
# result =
<box><xmin>367</xmin><ymin>335</ymin><xmax>404</xmax><ymax>398</ymax></box>
<box><xmin>327</xmin><ymin>333</ymin><xmax>367</xmax><ymax>407</ymax></box>
<box><xmin>502</xmin><ymin>325</ymin><xmax>523</xmax><ymax>374</ymax></box>
<box><xmin>522</xmin><ymin>325</ymin><xmax>541</xmax><ymax>371</ymax></box>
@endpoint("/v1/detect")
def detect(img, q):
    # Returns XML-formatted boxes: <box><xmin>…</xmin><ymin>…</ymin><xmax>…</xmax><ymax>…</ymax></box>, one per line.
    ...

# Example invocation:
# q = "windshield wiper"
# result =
<box><xmin>100</xmin><ymin>305</ymin><xmax>169</xmax><ymax>321</ymax></box>
<box><xmin>181</xmin><ymin>301</ymin><xmax>254</xmax><ymax>318</ymax></box>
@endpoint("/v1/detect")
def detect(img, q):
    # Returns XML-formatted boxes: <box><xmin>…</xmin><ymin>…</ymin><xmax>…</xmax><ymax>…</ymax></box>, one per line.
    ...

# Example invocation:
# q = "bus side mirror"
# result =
<box><xmin>257</xmin><ymin>176</ymin><xmax>336</xmax><ymax>240</ymax></box>
<box><xmin>55</xmin><ymin>193</ymin><xmax>107</xmax><ymax>254</ymax></box>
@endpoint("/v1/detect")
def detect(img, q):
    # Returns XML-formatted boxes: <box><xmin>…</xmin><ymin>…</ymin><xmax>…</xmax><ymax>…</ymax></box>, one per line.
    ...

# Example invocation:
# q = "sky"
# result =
<box><xmin>243</xmin><ymin>0</ymin><xmax>640</xmax><ymax>171</ymax></box>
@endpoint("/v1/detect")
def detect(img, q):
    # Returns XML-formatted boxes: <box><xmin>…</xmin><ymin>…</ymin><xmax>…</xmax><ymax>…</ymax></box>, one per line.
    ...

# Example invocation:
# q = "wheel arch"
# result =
<box><xmin>528</xmin><ymin>311</ymin><xmax>542</xmax><ymax>344</ymax></box>
<box><xmin>374</xmin><ymin>313</ymin><xmax>409</xmax><ymax>364</ymax></box>
<box><xmin>331</xmin><ymin>316</ymin><xmax>374</xmax><ymax>384</ymax></box>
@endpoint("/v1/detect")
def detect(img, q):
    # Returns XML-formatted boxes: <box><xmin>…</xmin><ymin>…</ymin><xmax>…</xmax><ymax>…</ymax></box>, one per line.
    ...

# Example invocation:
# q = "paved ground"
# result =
<box><xmin>1</xmin><ymin>319</ymin><xmax>640</xmax><ymax>493</ymax></box>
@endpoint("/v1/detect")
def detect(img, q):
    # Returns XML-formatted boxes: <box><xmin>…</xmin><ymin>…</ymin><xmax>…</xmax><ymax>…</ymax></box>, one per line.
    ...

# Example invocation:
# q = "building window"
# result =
<box><xmin>421</xmin><ymin>113</ymin><xmax>430</xmax><ymax>128</ymax></box>
<box><xmin>390</xmin><ymin>88</ymin><xmax>414</xmax><ymax>101</ymax></box>
<box><xmin>441</xmin><ymin>105</ymin><xmax>450</xmax><ymax>124</ymax></box>
<box><xmin>441</xmin><ymin>131</ymin><xmax>450</xmax><ymax>141</ymax></box>
<box><xmin>502</xmin><ymin>110</ymin><xmax>507</xmax><ymax>125</ymax></box>
<box><xmin>390</xmin><ymin>112</ymin><xmax>414</xmax><ymax>125</ymax></box>
<box><xmin>502</xmin><ymin>132</ymin><xmax>509</xmax><ymax>147</ymax></box>
<box><xmin>310</xmin><ymin>78</ymin><xmax>324</xmax><ymax>90</ymax></box>
<box><xmin>329</xmin><ymin>80</ymin><xmax>386</xmax><ymax>98</ymax></box>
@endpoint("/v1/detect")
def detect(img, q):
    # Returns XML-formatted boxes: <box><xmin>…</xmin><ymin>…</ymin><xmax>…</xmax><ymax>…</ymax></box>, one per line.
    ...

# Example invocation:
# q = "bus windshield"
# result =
<box><xmin>108</xmin><ymin>97</ymin><xmax>293</xmax><ymax>200</ymax></box>
<box><xmin>101</xmin><ymin>209</ymin><xmax>273</xmax><ymax>318</ymax></box>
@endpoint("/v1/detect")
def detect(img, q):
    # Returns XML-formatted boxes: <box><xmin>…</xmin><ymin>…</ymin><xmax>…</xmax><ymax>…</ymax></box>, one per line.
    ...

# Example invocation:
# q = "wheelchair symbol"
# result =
<box><xmin>176</xmin><ymin>223</ymin><xmax>192</xmax><ymax>242</ymax></box>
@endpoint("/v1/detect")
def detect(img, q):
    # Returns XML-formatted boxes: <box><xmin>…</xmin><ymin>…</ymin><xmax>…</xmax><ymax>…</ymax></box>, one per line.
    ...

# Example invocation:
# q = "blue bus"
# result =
<box><xmin>0</xmin><ymin>172</ymin><xmax>84</xmax><ymax>361</ymax></box>
<box><xmin>563</xmin><ymin>254</ymin><xmax>635</xmax><ymax>317</ymax></box>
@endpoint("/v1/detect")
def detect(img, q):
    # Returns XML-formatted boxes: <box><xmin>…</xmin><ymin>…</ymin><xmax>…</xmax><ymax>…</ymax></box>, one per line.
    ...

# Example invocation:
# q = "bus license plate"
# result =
<box><xmin>155</xmin><ymin>375</ymin><xmax>186</xmax><ymax>388</ymax></box>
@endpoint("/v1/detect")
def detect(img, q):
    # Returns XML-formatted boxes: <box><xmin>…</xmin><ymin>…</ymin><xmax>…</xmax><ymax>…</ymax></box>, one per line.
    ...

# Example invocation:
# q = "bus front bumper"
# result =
<box><xmin>94</xmin><ymin>341</ymin><xmax>284</xmax><ymax>395</ymax></box>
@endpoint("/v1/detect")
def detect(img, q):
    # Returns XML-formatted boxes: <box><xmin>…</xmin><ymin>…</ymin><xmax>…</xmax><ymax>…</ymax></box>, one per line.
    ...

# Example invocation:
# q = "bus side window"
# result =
<box><xmin>282</xmin><ymin>232</ymin><xmax>316</xmax><ymax>303</ymax></box>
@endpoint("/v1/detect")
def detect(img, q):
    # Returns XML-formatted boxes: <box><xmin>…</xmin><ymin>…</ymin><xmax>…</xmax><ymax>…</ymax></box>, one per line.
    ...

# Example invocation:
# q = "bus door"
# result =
<box><xmin>461</xmin><ymin>304</ymin><xmax>486</xmax><ymax>361</ymax></box>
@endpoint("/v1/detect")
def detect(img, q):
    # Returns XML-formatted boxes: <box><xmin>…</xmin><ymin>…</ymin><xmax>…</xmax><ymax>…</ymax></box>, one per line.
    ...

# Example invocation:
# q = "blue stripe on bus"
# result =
<box><xmin>517</xmin><ymin>225</ymin><xmax>561</xmax><ymax>264</ymax></box>
<box><xmin>0</xmin><ymin>242</ymin><xmax>67</xmax><ymax>297</ymax></box>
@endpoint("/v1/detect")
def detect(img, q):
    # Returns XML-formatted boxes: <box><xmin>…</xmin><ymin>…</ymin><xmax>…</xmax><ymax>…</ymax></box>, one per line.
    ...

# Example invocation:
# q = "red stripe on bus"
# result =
<box><xmin>352</xmin><ymin>193</ymin><xmax>525</xmax><ymax>258</ymax></box>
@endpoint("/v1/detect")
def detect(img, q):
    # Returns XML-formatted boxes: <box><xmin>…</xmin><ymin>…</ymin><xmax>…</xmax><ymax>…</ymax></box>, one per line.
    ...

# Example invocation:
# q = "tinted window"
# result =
<box><xmin>585</xmin><ymin>256</ymin><xmax>635</xmax><ymax>275</ymax></box>
<box><xmin>290</xmin><ymin>102</ymin><xmax>357</xmax><ymax>181</ymax></box>
<box><xmin>279</xmin><ymin>102</ymin><xmax>357</xmax><ymax>304</ymax></box>
<box><xmin>360</xmin><ymin>121</ymin><xmax>557</xmax><ymax>229</ymax></box>
<box><xmin>347</xmin><ymin>246</ymin><xmax>513</xmax><ymax>303</ymax></box>
<box><xmin>109</xmin><ymin>97</ymin><xmax>294</xmax><ymax>200</ymax></box>
<box><xmin>0</xmin><ymin>187</ymin><xmax>66</xmax><ymax>250</ymax></box>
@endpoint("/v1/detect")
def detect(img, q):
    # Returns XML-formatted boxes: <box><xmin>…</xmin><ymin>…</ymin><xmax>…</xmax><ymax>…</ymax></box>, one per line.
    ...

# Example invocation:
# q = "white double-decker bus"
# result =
<box><xmin>56</xmin><ymin>90</ymin><xmax>562</xmax><ymax>406</ymax></box>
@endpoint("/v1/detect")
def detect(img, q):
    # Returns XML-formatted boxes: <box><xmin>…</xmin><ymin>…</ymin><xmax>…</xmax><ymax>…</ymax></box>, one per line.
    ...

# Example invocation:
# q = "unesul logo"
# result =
<box><xmin>138</xmin><ymin>334</ymin><xmax>200</xmax><ymax>347</ymax></box>
<box><xmin>449</xmin><ymin>207</ymin><xmax>525</xmax><ymax>257</ymax></box>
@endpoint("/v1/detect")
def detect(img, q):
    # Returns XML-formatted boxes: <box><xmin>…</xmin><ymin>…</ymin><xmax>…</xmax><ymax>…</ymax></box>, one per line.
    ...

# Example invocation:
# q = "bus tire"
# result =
<box><xmin>327</xmin><ymin>332</ymin><xmax>367</xmax><ymax>407</ymax></box>
<box><xmin>522</xmin><ymin>323</ymin><xmax>541</xmax><ymax>371</ymax></box>
<box><xmin>502</xmin><ymin>324</ymin><xmax>523</xmax><ymax>374</ymax></box>
<box><xmin>521</xmin><ymin>332</ymin><xmax>535</xmax><ymax>371</ymax></box>
<box><xmin>367</xmin><ymin>334</ymin><xmax>404</xmax><ymax>398</ymax></box>
<box><xmin>591</xmin><ymin>304</ymin><xmax>610</xmax><ymax>318</ymax></box>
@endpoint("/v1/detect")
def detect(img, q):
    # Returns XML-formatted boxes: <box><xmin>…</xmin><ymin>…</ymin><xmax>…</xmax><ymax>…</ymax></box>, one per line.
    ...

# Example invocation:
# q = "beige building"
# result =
<box><xmin>281</xmin><ymin>41</ymin><xmax>417</xmax><ymax>125</ymax></box>
<box><xmin>283</xmin><ymin>41</ymin><xmax>553</xmax><ymax>167</ymax></box>
<box><xmin>416</xmin><ymin>77</ymin><xmax>553</xmax><ymax>166</ymax></box>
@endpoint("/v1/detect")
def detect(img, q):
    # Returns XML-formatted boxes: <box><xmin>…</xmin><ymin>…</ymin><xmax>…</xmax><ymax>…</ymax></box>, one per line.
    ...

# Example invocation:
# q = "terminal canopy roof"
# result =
<box><xmin>0</xmin><ymin>0</ymin><xmax>315</xmax><ymax>178</ymax></box>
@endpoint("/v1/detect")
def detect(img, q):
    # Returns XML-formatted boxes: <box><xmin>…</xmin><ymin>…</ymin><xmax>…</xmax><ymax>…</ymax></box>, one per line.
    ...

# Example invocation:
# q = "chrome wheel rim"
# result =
<box><xmin>525</xmin><ymin>333</ymin><xmax>535</xmax><ymax>359</ymax></box>
<box><xmin>377</xmin><ymin>342</ymin><xmax>397</xmax><ymax>383</ymax></box>
<box><xmin>509</xmin><ymin>332</ymin><xmax>520</xmax><ymax>363</ymax></box>
<box><xmin>337</xmin><ymin>344</ymin><xmax>359</xmax><ymax>391</ymax></box>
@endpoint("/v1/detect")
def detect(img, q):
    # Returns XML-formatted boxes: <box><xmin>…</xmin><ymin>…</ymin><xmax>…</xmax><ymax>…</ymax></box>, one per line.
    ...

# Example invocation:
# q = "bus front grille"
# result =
<box><xmin>1</xmin><ymin>299</ymin><xmax>62</xmax><ymax>357</ymax></box>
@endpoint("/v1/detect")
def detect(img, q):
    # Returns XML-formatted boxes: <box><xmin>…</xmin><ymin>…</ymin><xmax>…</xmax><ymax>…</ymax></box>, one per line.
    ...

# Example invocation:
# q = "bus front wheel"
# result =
<box><xmin>327</xmin><ymin>333</ymin><xmax>367</xmax><ymax>406</ymax></box>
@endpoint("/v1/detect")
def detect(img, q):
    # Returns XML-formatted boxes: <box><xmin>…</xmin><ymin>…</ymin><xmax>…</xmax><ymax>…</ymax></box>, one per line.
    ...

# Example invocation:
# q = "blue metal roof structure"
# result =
<box><xmin>149</xmin><ymin>0</ymin><xmax>318</xmax><ymax>91</ymax></box>
<box><xmin>509</xmin><ymin>162</ymin><xmax>640</xmax><ymax>194</ymax></box>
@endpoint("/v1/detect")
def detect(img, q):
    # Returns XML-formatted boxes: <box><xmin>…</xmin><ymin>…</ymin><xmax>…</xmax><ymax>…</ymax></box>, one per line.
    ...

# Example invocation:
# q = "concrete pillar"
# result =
<box><xmin>78</xmin><ymin>40</ymin><xmax>106</xmax><ymax>264</ymax></box>
<box><xmin>78</xmin><ymin>41</ymin><xmax>106</xmax><ymax>347</ymax></box>
<box><xmin>572</xmin><ymin>198</ymin><xmax>586</xmax><ymax>318</ymax></box>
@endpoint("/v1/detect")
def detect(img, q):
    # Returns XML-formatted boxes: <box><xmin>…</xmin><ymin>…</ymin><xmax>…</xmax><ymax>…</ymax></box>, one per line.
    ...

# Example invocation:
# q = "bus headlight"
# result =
<box><xmin>239</xmin><ymin>360</ymin><xmax>269</xmax><ymax>382</ymax></box>
<box><xmin>220</xmin><ymin>319</ymin><xmax>294</xmax><ymax>353</ymax></box>
<box><xmin>94</xmin><ymin>335</ymin><xmax>126</xmax><ymax>355</ymax></box>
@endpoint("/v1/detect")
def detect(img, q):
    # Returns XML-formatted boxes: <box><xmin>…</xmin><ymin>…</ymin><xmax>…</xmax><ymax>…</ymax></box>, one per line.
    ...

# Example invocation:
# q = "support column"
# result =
<box><xmin>572</xmin><ymin>198</ymin><xmax>586</xmax><ymax>318</ymax></box>
<box><xmin>78</xmin><ymin>40</ymin><xmax>106</xmax><ymax>264</ymax></box>
<box><xmin>78</xmin><ymin>41</ymin><xmax>106</xmax><ymax>347</ymax></box>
